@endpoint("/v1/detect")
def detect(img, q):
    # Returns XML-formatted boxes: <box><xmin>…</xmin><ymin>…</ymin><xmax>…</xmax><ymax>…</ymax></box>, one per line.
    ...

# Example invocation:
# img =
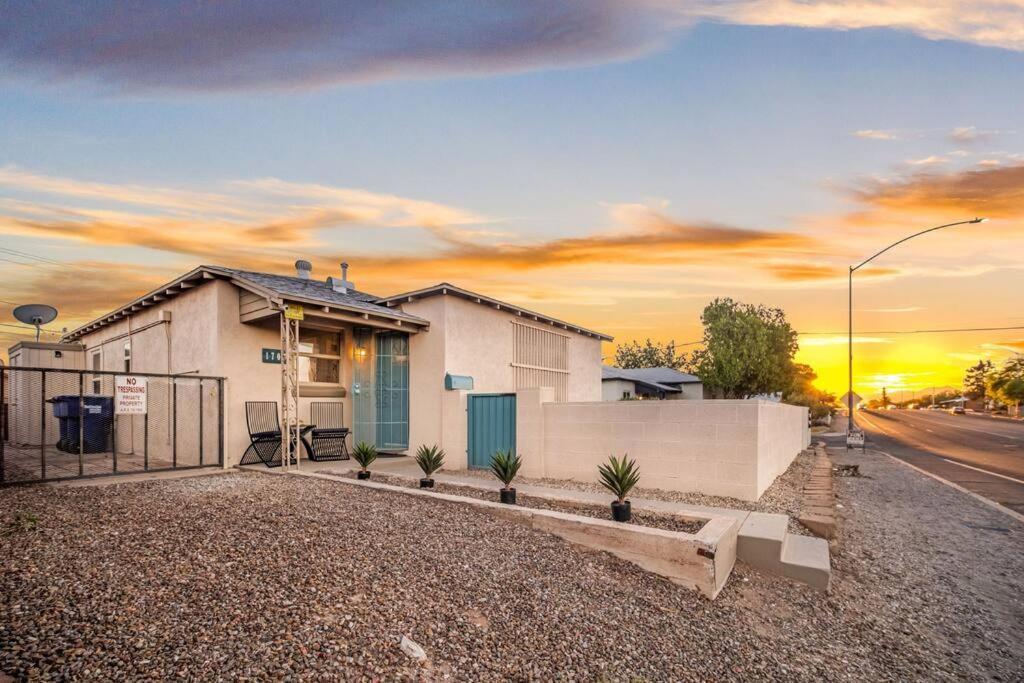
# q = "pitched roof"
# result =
<box><xmin>62</xmin><ymin>265</ymin><xmax>428</xmax><ymax>341</ymax></box>
<box><xmin>602</xmin><ymin>365</ymin><xmax>701</xmax><ymax>385</ymax></box>
<box><xmin>375</xmin><ymin>282</ymin><xmax>613</xmax><ymax>341</ymax></box>
<box><xmin>212</xmin><ymin>266</ymin><xmax>427</xmax><ymax>323</ymax></box>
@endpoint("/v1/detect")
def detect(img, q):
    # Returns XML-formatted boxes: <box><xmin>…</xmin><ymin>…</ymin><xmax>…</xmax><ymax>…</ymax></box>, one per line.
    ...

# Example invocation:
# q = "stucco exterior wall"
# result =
<box><xmin>518</xmin><ymin>397</ymin><xmax>810</xmax><ymax>501</ymax></box>
<box><xmin>676</xmin><ymin>383</ymin><xmax>705</xmax><ymax>401</ymax></box>
<box><xmin>602</xmin><ymin>379</ymin><xmax>635</xmax><ymax>401</ymax></box>
<box><xmin>400</xmin><ymin>294</ymin><xmax>604</xmax><ymax>469</ymax></box>
<box><xmin>406</xmin><ymin>295</ymin><xmax>447</xmax><ymax>461</ymax></box>
<box><xmin>73</xmin><ymin>282</ymin><xmax>228</xmax><ymax>465</ymax></box>
<box><xmin>6</xmin><ymin>342</ymin><xmax>86</xmax><ymax>446</ymax></box>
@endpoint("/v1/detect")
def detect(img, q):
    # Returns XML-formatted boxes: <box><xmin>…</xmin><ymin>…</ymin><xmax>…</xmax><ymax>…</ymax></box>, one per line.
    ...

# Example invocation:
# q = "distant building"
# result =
<box><xmin>601</xmin><ymin>366</ymin><xmax>703</xmax><ymax>401</ymax></box>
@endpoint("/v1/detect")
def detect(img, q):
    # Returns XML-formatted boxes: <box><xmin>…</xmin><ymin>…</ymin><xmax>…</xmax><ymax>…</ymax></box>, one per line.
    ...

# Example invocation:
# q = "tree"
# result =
<box><xmin>783</xmin><ymin>363</ymin><xmax>839</xmax><ymax>420</ymax></box>
<box><xmin>988</xmin><ymin>355</ymin><xmax>1024</xmax><ymax>412</ymax></box>
<box><xmin>613</xmin><ymin>339</ymin><xmax>686</xmax><ymax>370</ymax></box>
<box><xmin>881</xmin><ymin>387</ymin><xmax>891</xmax><ymax>407</ymax></box>
<box><xmin>688</xmin><ymin>298</ymin><xmax>799</xmax><ymax>399</ymax></box>
<box><xmin>963</xmin><ymin>360</ymin><xmax>994</xmax><ymax>400</ymax></box>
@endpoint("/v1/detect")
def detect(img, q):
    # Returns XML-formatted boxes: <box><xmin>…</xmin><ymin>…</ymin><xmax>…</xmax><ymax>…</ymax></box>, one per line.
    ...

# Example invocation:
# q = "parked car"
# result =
<box><xmin>949</xmin><ymin>405</ymin><xmax>966</xmax><ymax>415</ymax></box>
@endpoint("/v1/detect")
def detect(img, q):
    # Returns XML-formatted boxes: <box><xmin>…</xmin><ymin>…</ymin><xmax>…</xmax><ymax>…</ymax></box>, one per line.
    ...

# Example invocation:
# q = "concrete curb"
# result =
<box><xmin>270</xmin><ymin>467</ymin><xmax>741</xmax><ymax>599</ymax></box>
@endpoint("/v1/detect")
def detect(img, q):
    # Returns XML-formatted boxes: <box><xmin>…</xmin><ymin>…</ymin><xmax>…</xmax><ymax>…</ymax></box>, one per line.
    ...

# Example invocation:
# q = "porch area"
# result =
<box><xmin>233</xmin><ymin>297</ymin><xmax>419</xmax><ymax>466</ymax></box>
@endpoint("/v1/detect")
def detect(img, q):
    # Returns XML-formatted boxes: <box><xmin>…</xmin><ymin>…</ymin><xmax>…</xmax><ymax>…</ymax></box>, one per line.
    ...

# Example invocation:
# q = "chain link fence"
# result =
<box><xmin>1</xmin><ymin>367</ymin><xmax>223</xmax><ymax>484</ymax></box>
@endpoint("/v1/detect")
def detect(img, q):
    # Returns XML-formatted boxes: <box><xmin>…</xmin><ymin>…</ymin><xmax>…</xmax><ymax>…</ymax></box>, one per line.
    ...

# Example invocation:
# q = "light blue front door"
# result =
<box><xmin>467</xmin><ymin>394</ymin><xmax>516</xmax><ymax>469</ymax></box>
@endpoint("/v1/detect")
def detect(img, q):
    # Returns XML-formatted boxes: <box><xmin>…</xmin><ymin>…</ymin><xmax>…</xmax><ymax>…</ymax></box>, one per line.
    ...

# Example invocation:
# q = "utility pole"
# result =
<box><xmin>847</xmin><ymin>218</ymin><xmax>986</xmax><ymax>441</ymax></box>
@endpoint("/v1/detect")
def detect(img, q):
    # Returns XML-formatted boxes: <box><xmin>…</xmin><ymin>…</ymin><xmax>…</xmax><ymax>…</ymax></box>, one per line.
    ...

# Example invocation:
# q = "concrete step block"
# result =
<box><xmin>737</xmin><ymin>512</ymin><xmax>788</xmax><ymax>573</ymax></box>
<box><xmin>797</xmin><ymin>513</ymin><xmax>836</xmax><ymax>539</ymax></box>
<box><xmin>780</xmin><ymin>534</ymin><xmax>831</xmax><ymax>591</ymax></box>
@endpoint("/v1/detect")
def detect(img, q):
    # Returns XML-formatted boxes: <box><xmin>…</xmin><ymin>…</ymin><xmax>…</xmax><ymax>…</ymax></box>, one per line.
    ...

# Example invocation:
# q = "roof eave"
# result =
<box><xmin>376</xmin><ymin>282</ymin><xmax>613</xmax><ymax>341</ymax></box>
<box><xmin>62</xmin><ymin>265</ymin><xmax>430</xmax><ymax>342</ymax></box>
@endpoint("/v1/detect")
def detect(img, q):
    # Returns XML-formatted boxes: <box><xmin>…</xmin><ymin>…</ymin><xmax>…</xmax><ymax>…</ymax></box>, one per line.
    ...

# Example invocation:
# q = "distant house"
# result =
<box><xmin>601</xmin><ymin>366</ymin><xmax>703</xmax><ymax>401</ymax></box>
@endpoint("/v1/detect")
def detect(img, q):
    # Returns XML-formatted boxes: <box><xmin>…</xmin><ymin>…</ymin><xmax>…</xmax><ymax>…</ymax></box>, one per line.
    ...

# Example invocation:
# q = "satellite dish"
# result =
<box><xmin>13</xmin><ymin>304</ymin><xmax>58</xmax><ymax>342</ymax></box>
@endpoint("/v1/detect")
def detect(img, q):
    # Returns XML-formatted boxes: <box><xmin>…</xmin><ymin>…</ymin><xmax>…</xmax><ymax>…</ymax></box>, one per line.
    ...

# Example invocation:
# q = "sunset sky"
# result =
<box><xmin>1</xmin><ymin>2</ymin><xmax>1022</xmax><ymax>397</ymax></box>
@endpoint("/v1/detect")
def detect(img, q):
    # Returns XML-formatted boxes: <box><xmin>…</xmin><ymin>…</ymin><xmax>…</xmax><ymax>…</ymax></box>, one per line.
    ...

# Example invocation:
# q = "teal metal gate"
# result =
<box><xmin>467</xmin><ymin>394</ymin><xmax>516</xmax><ymax>469</ymax></box>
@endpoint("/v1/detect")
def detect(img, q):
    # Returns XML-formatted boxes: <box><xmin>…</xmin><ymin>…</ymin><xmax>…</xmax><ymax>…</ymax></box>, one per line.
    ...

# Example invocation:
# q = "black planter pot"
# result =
<box><xmin>611</xmin><ymin>500</ymin><xmax>631</xmax><ymax>522</ymax></box>
<box><xmin>500</xmin><ymin>488</ymin><xmax>517</xmax><ymax>505</ymax></box>
<box><xmin>420</xmin><ymin>478</ymin><xmax>435</xmax><ymax>488</ymax></box>
<box><xmin>357</xmin><ymin>470</ymin><xmax>371</xmax><ymax>480</ymax></box>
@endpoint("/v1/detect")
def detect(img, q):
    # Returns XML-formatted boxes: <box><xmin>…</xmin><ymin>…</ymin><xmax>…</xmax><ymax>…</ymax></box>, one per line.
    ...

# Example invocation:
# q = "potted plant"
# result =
<box><xmin>489</xmin><ymin>449</ymin><xmax>522</xmax><ymax>504</ymax></box>
<box><xmin>352</xmin><ymin>441</ymin><xmax>377</xmax><ymax>480</ymax></box>
<box><xmin>598</xmin><ymin>455</ymin><xmax>640</xmax><ymax>522</ymax></box>
<box><xmin>415</xmin><ymin>444</ymin><xmax>445</xmax><ymax>488</ymax></box>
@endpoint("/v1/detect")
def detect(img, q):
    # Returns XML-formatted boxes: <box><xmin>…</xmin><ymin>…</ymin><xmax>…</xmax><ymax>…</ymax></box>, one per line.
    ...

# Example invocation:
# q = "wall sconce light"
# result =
<box><xmin>354</xmin><ymin>347</ymin><xmax>368</xmax><ymax>361</ymax></box>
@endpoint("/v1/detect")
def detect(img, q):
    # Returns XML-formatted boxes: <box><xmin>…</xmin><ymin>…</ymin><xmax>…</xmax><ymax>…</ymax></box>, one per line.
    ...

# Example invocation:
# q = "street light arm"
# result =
<box><xmin>851</xmin><ymin>218</ymin><xmax>985</xmax><ymax>272</ymax></box>
<box><xmin>846</xmin><ymin>216</ymin><xmax>986</xmax><ymax>439</ymax></box>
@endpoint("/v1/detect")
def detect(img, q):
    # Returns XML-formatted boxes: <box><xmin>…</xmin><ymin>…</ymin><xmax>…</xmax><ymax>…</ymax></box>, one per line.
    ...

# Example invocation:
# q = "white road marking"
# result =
<box><xmin>893</xmin><ymin>412</ymin><xmax>1021</xmax><ymax>441</ymax></box>
<box><xmin>940</xmin><ymin>458</ymin><xmax>1024</xmax><ymax>485</ymax></box>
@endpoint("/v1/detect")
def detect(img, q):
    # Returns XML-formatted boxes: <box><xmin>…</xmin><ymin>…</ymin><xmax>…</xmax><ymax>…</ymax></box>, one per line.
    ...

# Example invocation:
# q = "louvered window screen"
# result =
<box><xmin>511</xmin><ymin>321</ymin><xmax>569</xmax><ymax>401</ymax></box>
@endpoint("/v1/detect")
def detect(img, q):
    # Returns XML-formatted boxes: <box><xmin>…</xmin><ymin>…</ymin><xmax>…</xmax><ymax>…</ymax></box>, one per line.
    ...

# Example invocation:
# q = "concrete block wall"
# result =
<box><xmin>517</xmin><ymin>393</ymin><xmax>809</xmax><ymax>501</ymax></box>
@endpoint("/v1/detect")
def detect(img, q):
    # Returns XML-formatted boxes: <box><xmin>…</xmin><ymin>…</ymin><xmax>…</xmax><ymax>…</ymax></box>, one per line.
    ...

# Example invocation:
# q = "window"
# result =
<box><xmin>511</xmin><ymin>321</ymin><xmax>569</xmax><ymax>401</ymax></box>
<box><xmin>91</xmin><ymin>351</ymin><xmax>102</xmax><ymax>394</ymax></box>
<box><xmin>298</xmin><ymin>328</ymin><xmax>343</xmax><ymax>385</ymax></box>
<box><xmin>123</xmin><ymin>342</ymin><xmax>131</xmax><ymax>374</ymax></box>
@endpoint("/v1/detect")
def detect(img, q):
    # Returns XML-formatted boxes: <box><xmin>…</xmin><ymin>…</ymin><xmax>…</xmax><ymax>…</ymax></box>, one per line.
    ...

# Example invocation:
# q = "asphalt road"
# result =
<box><xmin>852</xmin><ymin>409</ymin><xmax>1024</xmax><ymax>515</ymax></box>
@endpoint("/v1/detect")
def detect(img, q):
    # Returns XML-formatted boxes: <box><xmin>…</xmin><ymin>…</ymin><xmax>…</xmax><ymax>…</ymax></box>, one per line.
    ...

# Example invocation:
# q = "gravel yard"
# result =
<box><xmin>446</xmin><ymin>447</ymin><xmax>817</xmax><ymax>535</ymax></box>
<box><xmin>340</xmin><ymin>473</ymin><xmax>707</xmax><ymax>534</ymax></box>
<box><xmin>2</xmin><ymin>456</ymin><xmax>1021</xmax><ymax>681</ymax></box>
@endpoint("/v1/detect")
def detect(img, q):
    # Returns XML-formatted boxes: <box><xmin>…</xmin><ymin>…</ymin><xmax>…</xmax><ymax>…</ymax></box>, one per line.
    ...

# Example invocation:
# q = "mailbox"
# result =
<box><xmin>444</xmin><ymin>373</ymin><xmax>474</xmax><ymax>391</ymax></box>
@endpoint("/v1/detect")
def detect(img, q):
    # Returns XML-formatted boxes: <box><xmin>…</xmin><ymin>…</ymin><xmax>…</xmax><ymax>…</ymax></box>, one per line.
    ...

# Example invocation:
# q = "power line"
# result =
<box><xmin>0</xmin><ymin>322</ymin><xmax>62</xmax><ymax>334</ymax></box>
<box><xmin>659</xmin><ymin>324</ymin><xmax>1024</xmax><ymax>350</ymax></box>
<box><xmin>799</xmin><ymin>325</ymin><xmax>1024</xmax><ymax>336</ymax></box>
<box><xmin>0</xmin><ymin>256</ymin><xmax>40</xmax><ymax>267</ymax></box>
<box><xmin>0</xmin><ymin>246</ymin><xmax>62</xmax><ymax>265</ymax></box>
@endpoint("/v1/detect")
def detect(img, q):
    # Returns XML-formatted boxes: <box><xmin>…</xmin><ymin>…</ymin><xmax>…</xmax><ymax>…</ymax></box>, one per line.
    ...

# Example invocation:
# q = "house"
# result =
<box><xmin>601</xmin><ymin>365</ymin><xmax>703</xmax><ymax>401</ymax></box>
<box><xmin>46</xmin><ymin>261</ymin><xmax>610</xmax><ymax>470</ymax></box>
<box><xmin>4</xmin><ymin>261</ymin><xmax>812</xmax><ymax>501</ymax></box>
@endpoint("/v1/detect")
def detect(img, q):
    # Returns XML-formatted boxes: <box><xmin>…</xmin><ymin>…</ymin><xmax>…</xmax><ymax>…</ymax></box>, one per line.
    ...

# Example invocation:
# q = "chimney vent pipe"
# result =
<box><xmin>295</xmin><ymin>260</ymin><xmax>313</xmax><ymax>280</ymax></box>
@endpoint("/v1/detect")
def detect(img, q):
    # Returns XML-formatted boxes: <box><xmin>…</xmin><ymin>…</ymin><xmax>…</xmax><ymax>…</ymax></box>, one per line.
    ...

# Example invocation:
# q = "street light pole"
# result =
<box><xmin>847</xmin><ymin>217</ymin><xmax>987</xmax><ymax>437</ymax></box>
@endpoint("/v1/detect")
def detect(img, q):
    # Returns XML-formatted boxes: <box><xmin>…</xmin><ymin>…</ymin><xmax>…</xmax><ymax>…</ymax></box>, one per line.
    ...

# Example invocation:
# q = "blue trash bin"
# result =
<box><xmin>50</xmin><ymin>395</ymin><xmax>113</xmax><ymax>454</ymax></box>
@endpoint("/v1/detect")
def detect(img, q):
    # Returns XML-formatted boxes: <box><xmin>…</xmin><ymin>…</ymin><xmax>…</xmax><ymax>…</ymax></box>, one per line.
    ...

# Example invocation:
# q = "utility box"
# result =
<box><xmin>444</xmin><ymin>373</ymin><xmax>474</xmax><ymax>391</ymax></box>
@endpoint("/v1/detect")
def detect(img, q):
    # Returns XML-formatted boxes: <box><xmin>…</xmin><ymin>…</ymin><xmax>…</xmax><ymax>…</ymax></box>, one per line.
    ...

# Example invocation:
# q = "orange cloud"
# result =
<box><xmin>848</xmin><ymin>164</ymin><xmax>1024</xmax><ymax>220</ymax></box>
<box><xmin>760</xmin><ymin>262</ymin><xmax>899</xmax><ymax>282</ymax></box>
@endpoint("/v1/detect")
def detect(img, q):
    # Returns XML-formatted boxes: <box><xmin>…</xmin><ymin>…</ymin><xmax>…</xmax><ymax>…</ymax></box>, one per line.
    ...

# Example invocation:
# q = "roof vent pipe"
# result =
<box><xmin>327</xmin><ymin>261</ymin><xmax>355</xmax><ymax>294</ymax></box>
<box><xmin>295</xmin><ymin>260</ymin><xmax>313</xmax><ymax>280</ymax></box>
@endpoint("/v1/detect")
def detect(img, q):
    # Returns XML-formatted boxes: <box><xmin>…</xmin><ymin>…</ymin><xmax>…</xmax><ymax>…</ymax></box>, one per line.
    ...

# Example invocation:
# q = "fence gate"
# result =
<box><xmin>0</xmin><ymin>366</ymin><xmax>224</xmax><ymax>485</ymax></box>
<box><xmin>467</xmin><ymin>393</ymin><xmax>516</xmax><ymax>469</ymax></box>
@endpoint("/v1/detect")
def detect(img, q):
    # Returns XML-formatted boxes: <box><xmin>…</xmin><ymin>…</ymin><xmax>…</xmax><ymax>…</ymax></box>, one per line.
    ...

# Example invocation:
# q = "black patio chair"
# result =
<box><xmin>307</xmin><ymin>402</ymin><xmax>350</xmax><ymax>461</ymax></box>
<box><xmin>239</xmin><ymin>401</ymin><xmax>295</xmax><ymax>467</ymax></box>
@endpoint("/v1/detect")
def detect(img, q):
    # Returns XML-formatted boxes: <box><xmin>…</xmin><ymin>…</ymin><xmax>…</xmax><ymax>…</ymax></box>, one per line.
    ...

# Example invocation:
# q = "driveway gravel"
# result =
<box><xmin>1</xmin><ymin>459</ymin><xmax>1021</xmax><ymax>681</ymax></box>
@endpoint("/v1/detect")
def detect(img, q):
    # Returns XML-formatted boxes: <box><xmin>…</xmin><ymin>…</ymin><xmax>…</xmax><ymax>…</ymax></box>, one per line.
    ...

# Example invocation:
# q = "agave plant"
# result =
<box><xmin>598</xmin><ymin>455</ymin><xmax>640</xmax><ymax>504</ymax></box>
<box><xmin>352</xmin><ymin>441</ymin><xmax>378</xmax><ymax>473</ymax></box>
<box><xmin>489</xmin><ymin>449</ymin><xmax>522</xmax><ymax>490</ymax></box>
<box><xmin>415</xmin><ymin>444</ymin><xmax>445</xmax><ymax>478</ymax></box>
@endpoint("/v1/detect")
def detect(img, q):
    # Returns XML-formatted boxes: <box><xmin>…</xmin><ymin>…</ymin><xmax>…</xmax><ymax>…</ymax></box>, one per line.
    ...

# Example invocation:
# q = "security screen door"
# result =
<box><xmin>353</xmin><ymin>329</ymin><xmax>409</xmax><ymax>451</ymax></box>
